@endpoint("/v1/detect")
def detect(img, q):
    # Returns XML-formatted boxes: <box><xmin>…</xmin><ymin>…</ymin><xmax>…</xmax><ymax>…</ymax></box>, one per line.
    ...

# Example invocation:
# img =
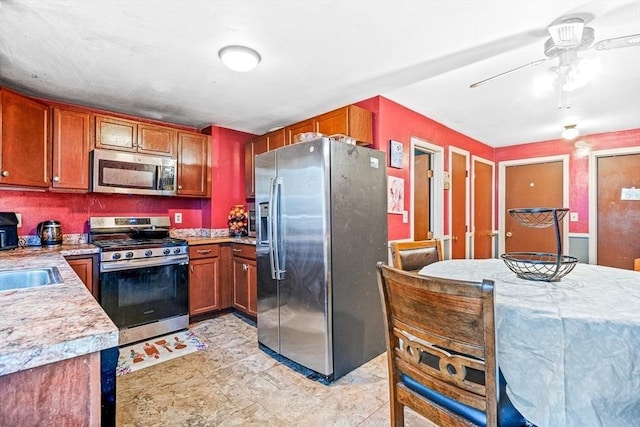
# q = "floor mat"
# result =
<box><xmin>116</xmin><ymin>329</ymin><xmax>207</xmax><ymax>376</ymax></box>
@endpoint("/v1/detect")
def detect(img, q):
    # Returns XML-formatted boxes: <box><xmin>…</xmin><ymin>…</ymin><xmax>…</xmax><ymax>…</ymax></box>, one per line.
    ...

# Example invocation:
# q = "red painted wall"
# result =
<box><xmin>358</xmin><ymin>96</ymin><xmax>495</xmax><ymax>241</ymax></box>
<box><xmin>495</xmin><ymin>128</ymin><xmax>640</xmax><ymax>233</ymax></box>
<box><xmin>210</xmin><ymin>126</ymin><xmax>255</xmax><ymax>228</ymax></box>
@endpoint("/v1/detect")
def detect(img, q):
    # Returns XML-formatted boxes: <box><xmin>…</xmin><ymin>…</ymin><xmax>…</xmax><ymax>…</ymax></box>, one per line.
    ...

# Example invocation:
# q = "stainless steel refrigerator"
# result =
<box><xmin>255</xmin><ymin>137</ymin><xmax>388</xmax><ymax>381</ymax></box>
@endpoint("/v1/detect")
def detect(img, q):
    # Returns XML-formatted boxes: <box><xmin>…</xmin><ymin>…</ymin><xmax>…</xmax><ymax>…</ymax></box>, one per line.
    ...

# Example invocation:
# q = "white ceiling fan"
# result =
<box><xmin>470</xmin><ymin>16</ymin><xmax>640</xmax><ymax>94</ymax></box>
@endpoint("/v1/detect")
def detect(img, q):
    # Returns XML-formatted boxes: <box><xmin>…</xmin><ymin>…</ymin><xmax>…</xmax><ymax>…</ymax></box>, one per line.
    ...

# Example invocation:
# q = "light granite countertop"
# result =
<box><xmin>186</xmin><ymin>236</ymin><xmax>256</xmax><ymax>245</ymax></box>
<box><xmin>0</xmin><ymin>246</ymin><xmax>118</xmax><ymax>376</ymax></box>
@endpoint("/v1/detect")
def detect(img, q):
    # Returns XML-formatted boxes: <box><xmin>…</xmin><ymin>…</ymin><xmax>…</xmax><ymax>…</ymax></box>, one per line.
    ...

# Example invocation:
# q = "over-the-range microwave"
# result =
<box><xmin>92</xmin><ymin>149</ymin><xmax>177</xmax><ymax>196</ymax></box>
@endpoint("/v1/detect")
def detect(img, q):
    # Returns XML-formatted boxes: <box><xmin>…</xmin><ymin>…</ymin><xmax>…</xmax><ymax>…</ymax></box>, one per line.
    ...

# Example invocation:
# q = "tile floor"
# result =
<box><xmin>116</xmin><ymin>313</ymin><xmax>436</xmax><ymax>426</ymax></box>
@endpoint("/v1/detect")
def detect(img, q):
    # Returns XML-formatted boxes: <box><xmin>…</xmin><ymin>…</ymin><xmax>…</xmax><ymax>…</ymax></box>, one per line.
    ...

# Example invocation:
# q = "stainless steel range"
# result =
<box><xmin>90</xmin><ymin>216</ymin><xmax>189</xmax><ymax>345</ymax></box>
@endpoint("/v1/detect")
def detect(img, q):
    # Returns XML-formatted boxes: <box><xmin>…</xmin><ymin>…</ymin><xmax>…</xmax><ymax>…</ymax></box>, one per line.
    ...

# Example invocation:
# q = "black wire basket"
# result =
<box><xmin>502</xmin><ymin>207</ymin><xmax>577</xmax><ymax>282</ymax></box>
<box><xmin>501</xmin><ymin>252</ymin><xmax>578</xmax><ymax>282</ymax></box>
<box><xmin>508</xmin><ymin>208</ymin><xmax>569</xmax><ymax>228</ymax></box>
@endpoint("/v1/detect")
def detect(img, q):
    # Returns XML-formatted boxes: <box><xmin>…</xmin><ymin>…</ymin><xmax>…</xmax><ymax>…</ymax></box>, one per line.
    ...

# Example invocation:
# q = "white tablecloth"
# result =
<box><xmin>418</xmin><ymin>259</ymin><xmax>640</xmax><ymax>427</ymax></box>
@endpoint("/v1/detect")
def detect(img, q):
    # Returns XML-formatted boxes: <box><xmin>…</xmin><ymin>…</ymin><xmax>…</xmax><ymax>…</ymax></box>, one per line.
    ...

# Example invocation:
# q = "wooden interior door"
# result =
<box><xmin>414</xmin><ymin>151</ymin><xmax>431</xmax><ymax>240</ymax></box>
<box><xmin>505</xmin><ymin>162</ymin><xmax>563</xmax><ymax>253</ymax></box>
<box><xmin>597</xmin><ymin>153</ymin><xmax>640</xmax><ymax>269</ymax></box>
<box><xmin>451</xmin><ymin>151</ymin><xmax>467</xmax><ymax>258</ymax></box>
<box><xmin>473</xmin><ymin>160</ymin><xmax>493</xmax><ymax>258</ymax></box>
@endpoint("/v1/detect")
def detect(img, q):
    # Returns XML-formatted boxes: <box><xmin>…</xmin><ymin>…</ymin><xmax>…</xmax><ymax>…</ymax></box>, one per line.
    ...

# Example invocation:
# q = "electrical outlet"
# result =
<box><xmin>570</xmin><ymin>212</ymin><xmax>578</xmax><ymax>222</ymax></box>
<box><xmin>16</xmin><ymin>213</ymin><xmax>22</xmax><ymax>228</ymax></box>
<box><xmin>174</xmin><ymin>212</ymin><xmax>182</xmax><ymax>224</ymax></box>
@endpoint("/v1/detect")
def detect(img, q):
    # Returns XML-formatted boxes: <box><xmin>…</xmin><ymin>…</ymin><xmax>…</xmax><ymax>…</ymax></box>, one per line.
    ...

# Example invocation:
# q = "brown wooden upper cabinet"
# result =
<box><xmin>0</xmin><ymin>89</ymin><xmax>50</xmax><ymax>189</ymax></box>
<box><xmin>177</xmin><ymin>131</ymin><xmax>211</xmax><ymax>197</ymax></box>
<box><xmin>94</xmin><ymin>115</ymin><xmax>177</xmax><ymax>158</ymax></box>
<box><xmin>287</xmin><ymin>105</ymin><xmax>373</xmax><ymax>145</ymax></box>
<box><xmin>52</xmin><ymin>107</ymin><xmax>91</xmax><ymax>192</ymax></box>
<box><xmin>244</xmin><ymin>134</ymin><xmax>268</xmax><ymax>199</ymax></box>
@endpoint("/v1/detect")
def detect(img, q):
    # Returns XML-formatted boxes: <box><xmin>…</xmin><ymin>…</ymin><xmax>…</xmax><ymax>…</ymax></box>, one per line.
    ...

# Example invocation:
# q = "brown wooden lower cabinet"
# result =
<box><xmin>65</xmin><ymin>254</ymin><xmax>99</xmax><ymax>300</ymax></box>
<box><xmin>0</xmin><ymin>352</ymin><xmax>101</xmax><ymax>426</ymax></box>
<box><xmin>232</xmin><ymin>243</ymin><xmax>257</xmax><ymax>317</ymax></box>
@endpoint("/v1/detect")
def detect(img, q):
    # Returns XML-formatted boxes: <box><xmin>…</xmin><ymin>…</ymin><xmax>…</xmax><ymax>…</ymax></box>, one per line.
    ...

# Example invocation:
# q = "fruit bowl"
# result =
<box><xmin>228</xmin><ymin>205</ymin><xmax>247</xmax><ymax>237</ymax></box>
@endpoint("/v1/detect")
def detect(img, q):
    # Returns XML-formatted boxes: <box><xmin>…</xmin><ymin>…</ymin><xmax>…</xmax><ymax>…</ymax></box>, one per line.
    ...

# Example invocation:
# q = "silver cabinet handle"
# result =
<box><xmin>196</xmin><ymin>249</ymin><xmax>212</xmax><ymax>254</ymax></box>
<box><xmin>243</xmin><ymin>263</ymin><xmax>248</xmax><ymax>271</ymax></box>
<box><xmin>178</xmin><ymin>185</ymin><xmax>183</xmax><ymax>190</ymax></box>
<box><xmin>52</xmin><ymin>176</ymin><xmax>60</xmax><ymax>182</ymax></box>
<box><xmin>1</xmin><ymin>171</ymin><xmax>8</xmax><ymax>177</ymax></box>
<box><xmin>233</xmin><ymin>248</ymin><xmax>242</xmax><ymax>252</ymax></box>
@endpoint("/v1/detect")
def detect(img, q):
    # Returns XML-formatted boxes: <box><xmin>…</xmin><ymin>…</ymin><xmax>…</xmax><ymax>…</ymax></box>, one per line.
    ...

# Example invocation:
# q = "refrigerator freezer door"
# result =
<box><xmin>275</xmin><ymin>139</ymin><xmax>333</xmax><ymax>376</ymax></box>
<box><xmin>256</xmin><ymin>151</ymin><xmax>279</xmax><ymax>354</ymax></box>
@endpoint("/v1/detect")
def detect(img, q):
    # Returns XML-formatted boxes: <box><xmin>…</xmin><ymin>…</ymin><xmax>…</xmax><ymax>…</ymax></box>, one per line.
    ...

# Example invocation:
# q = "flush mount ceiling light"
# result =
<box><xmin>562</xmin><ymin>124</ymin><xmax>580</xmax><ymax>140</ymax></box>
<box><xmin>218</xmin><ymin>45</ymin><xmax>261</xmax><ymax>72</ymax></box>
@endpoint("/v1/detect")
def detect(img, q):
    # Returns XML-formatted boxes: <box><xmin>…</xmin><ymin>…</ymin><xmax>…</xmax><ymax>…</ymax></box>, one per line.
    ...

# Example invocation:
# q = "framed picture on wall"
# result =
<box><xmin>389</xmin><ymin>140</ymin><xmax>403</xmax><ymax>168</ymax></box>
<box><xmin>388</xmin><ymin>176</ymin><xmax>404</xmax><ymax>214</ymax></box>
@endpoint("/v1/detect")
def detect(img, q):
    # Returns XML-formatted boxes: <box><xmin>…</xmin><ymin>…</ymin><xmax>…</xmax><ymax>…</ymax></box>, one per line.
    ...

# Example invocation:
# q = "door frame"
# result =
<box><xmin>449</xmin><ymin>146</ymin><xmax>470</xmax><ymax>259</ymax></box>
<box><xmin>410</xmin><ymin>137</ymin><xmax>444</xmax><ymax>242</ymax></box>
<box><xmin>588</xmin><ymin>146</ymin><xmax>640</xmax><ymax>264</ymax></box>
<box><xmin>498</xmin><ymin>155</ymin><xmax>570</xmax><ymax>256</ymax></box>
<box><xmin>471</xmin><ymin>155</ymin><xmax>495</xmax><ymax>258</ymax></box>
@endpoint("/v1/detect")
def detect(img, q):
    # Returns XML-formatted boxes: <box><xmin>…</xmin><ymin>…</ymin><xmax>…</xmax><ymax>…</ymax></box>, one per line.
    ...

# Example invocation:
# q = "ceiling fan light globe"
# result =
<box><xmin>562</xmin><ymin>125</ymin><xmax>580</xmax><ymax>140</ymax></box>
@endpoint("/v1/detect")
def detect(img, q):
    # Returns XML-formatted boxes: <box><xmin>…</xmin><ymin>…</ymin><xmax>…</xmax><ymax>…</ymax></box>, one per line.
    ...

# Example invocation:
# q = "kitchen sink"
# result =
<box><xmin>0</xmin><ymin>267</ymin><xmax>63</xmax><ymax>291</ymax></box>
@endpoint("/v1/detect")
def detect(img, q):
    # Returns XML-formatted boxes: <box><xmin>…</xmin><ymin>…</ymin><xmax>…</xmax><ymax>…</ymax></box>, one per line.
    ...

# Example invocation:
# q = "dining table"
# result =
<box><xmin>418</xmin><ymin>259</ymin><xmax>640</xmax><ymax>427</ymax></box>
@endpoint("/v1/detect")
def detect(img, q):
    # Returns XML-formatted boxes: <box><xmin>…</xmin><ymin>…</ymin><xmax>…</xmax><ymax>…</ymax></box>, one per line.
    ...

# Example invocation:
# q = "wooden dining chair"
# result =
<box><xmin>389</xmin><ymin>239</ymin><xmax>443</xmax><ymax>272</ymax></box>
<box><xmin>376</xmin><ymin>262</ymin><xmax>531</xmax><ymax>427</ymax></box>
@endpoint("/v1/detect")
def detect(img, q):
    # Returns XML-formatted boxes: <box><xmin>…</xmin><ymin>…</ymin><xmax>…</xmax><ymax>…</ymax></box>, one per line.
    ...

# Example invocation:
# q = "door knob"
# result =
<box><xmin>506</xmin><ymin>231</ymin><xmax>513</xmax><ymax>238</ymax></box>
<box><xmin>452</xmin><ymin>236</ymin><xmax>458</xmax><ymax>242</ymax></box>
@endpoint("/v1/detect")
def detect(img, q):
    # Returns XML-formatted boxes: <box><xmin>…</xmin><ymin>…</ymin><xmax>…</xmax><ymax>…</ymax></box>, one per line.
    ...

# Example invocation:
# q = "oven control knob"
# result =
<box><xmin>173</xmin><ymin>248</ymin><xmax>181</xmax><ymax>254</ymax></box>
<box><xmin>145</xmin><ymin>250</ymin><xmax>153</xmax><ymax>257</ymax></box>
<box><xmin>112</xmin><ymin>253</ymin><xmax>121</xmax><ymax>260</ymax></box>
<box><xmin>163</xmin><ymin>248</ymin><xmax>171</xmax><ymax>255</ymax></box>
<box><xmin>125</xmin><ymin>251</ymin><xmax>134</xmax><ymax>258</ymax></box>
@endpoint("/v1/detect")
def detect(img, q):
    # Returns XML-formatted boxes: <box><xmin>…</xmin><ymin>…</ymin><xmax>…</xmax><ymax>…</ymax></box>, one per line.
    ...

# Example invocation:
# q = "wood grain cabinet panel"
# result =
<box><xmin>94</xmin><ymin>114</ymin><xmax>138</xmax><ymax>152</ymax></box>
<box><xmin>177</xmin><ymin>131</ymin><xmax>211</xmax><ymax>197</ymax></box>
<box><xmin>137</xmin><ymin>123</ymin><xmax>177</xmax><ymax>157</ymax></box>
<box><xmin>315</xmin><ymin>105</ymin><xmax>373</xmax><ymax>145</ymax></box>
<box><xmin>65</xmin><ymin>254</ymin><xmax>99</xmax><ymax>300</ymax></box>
<box><xmin>244</xmin><ymin>135</ymin><xmax>268</xmax><ymax>199</ymax></box>
<box><xmin>52</xmin><ymin>108</ymin><xmax>91</xmax><ymax>191</ymax></box>
<box><xmin>232</xmin><ymin>244</ymin><xmax>257</xmax><ymax>317</ymax></box>
<box><xmin>189</xmin><ymin>244</ymin><xmax>221</xmax><ymax>316</ymax></box>
<box><xmin>286</xmin><ymin>118</ymin><xmax>316</xmax><ymax>144</ymax></box>
<box><xmin>0</xmin><ymin>89</ymin><xmax>50</xmax><ymax>188</ymax></box>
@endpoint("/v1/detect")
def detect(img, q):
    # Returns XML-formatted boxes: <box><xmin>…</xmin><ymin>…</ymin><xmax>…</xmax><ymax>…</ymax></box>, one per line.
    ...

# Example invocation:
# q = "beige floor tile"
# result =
<box><xmin>117</xmin><ymin>313</ymin><xmax>440</xmax><ymax>427</ymax></box>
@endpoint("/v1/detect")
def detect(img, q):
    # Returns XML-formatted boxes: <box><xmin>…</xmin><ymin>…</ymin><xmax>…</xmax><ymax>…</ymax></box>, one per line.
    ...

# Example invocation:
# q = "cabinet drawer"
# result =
<box><xmin>189</xmin><ymin>244</ymin><xmax>220</xmax><ymax>259</ymax></box>
<box><xmin>231</xmin><ymin>243</ymin><xmax>255</xmax><ymax>259</ymax></box>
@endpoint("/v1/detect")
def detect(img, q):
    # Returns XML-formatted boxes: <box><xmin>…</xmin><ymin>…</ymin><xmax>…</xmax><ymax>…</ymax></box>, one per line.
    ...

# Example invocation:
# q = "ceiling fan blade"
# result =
<box><xmin>593</xmin><ymin>34</ymin><xmax>640</xmax><ymax>50</ymax></box>
<box><xmin>470</xmin><ymin>59</ymin><xmax>549</xmax><ymax>88</ymax></box>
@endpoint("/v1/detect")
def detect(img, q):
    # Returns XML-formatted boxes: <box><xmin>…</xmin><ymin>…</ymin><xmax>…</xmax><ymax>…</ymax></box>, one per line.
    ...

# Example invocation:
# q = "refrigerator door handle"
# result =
<box><xmin>268</xmin><ymin>177</ymin><xmax>277</xmax><ymax>280</ymax></box>
<box><xmin>272</xmin><ymin>176</ymin><xmax>285</xmax><ymax>280</ymax></box>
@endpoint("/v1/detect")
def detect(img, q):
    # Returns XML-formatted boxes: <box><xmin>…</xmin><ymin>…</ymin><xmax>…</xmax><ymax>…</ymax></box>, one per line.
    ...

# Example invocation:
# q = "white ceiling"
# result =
<box><xmin>1</xmin><ymin>0</ymin><xmax>639</xmax><ymax>147</ymax></box>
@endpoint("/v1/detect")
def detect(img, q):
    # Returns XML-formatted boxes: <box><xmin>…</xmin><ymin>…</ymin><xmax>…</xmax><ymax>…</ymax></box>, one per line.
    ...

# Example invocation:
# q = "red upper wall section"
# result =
<box><xmin>358</xmin><ymin>96</ymin><xmax>495</xmax><ymax>241</ymax></box>
<box><xmin>495</xmin><ymin>128</ymin><xmax>640</xmax><ymax>233</ymax></box>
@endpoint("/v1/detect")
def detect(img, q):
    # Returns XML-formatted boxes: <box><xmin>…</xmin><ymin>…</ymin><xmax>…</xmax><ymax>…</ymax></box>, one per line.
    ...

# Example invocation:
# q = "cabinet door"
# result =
<box><xmin>286</xmin><ymin>118</ymin><xmax>316</xmax><ymax>144</ymax></box>
<box><xmin>94</xmin><ymin>114</ymin><xmax>137</xmax><ymax>152</ymax></box>
<box><xmin>177</xmin><ymin>132</ymin><xmax>210</xmax><ymax>197</ymax></box>
<box><xmin>137</xmin><ymin>123</ymin><xmax>177</xmax><ymax>158</ymax></box>
<box><xmin>189</xmin><ymin>257</ymin><xmax>220</xmax><ymax>315</ymax></box>
<box><xmin>52</xmin><ymin>108</ymin><xmax>91</xmax><ymax>191</ymax></box>
<box><xmin>65</xmin><ymin>254</ymin><xmax>98</xmax><ymax>300</ymax></box>
<box><xmin>315</xmin><ymin>105</ymin><xmax>373</xmax><ymax>145</ymax></box>
<box><xmin>267</xmin><ymin>128</ymin><xmax>286</xmax><ymax>150</ymax></box>
<box><xmin>246</xmin><ymin>259</ymin><xmax>257</xmax><ymax>317</ymax></box>
<box><xmin>245</xmin><ymin>136</ymin><xmax>268</xmax><ymax>199</ymax></box>
<box><xmin>233</xmin><ymin>257</ymin><xmax>249</xmax><ymax>313</ymax></box>
<box><xmin>0</xmin><ymin>90</ymin><xmax>50</xmax><ymax>188</ymax></box>
<box><xmin>244</xmin><ymin>140</ymin><xmax>254</xmax><ymax>198</ymax></box>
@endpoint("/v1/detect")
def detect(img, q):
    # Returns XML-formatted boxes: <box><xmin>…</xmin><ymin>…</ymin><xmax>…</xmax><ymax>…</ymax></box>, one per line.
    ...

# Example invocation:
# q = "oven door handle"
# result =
<box><xmin>100</xmin><ymin>255</ymin><xmax>189</xmax><ymax>272</ymax></box>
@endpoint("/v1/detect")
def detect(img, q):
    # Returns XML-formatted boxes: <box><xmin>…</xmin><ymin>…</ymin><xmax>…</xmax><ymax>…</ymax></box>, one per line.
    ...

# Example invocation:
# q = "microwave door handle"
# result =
<box><xmin>156</xmin><ymin>165</ymin><xmax>163</xmax><ymax>190</ymax></box>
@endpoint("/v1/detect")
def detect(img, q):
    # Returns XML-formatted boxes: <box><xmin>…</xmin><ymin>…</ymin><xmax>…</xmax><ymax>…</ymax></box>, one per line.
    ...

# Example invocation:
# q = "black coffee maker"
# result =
<box><xmin>0</xmin><ymin>212</ymin><xmax>19</xmax><ymax>250</ymax></box>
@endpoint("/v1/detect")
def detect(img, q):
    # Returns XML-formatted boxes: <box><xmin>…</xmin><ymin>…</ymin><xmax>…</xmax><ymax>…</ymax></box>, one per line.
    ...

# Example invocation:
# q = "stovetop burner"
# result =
<box><xmin>92</xmin><ymin>237</ymin><xmax>187</xmax><ymax>251</ymax></box>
